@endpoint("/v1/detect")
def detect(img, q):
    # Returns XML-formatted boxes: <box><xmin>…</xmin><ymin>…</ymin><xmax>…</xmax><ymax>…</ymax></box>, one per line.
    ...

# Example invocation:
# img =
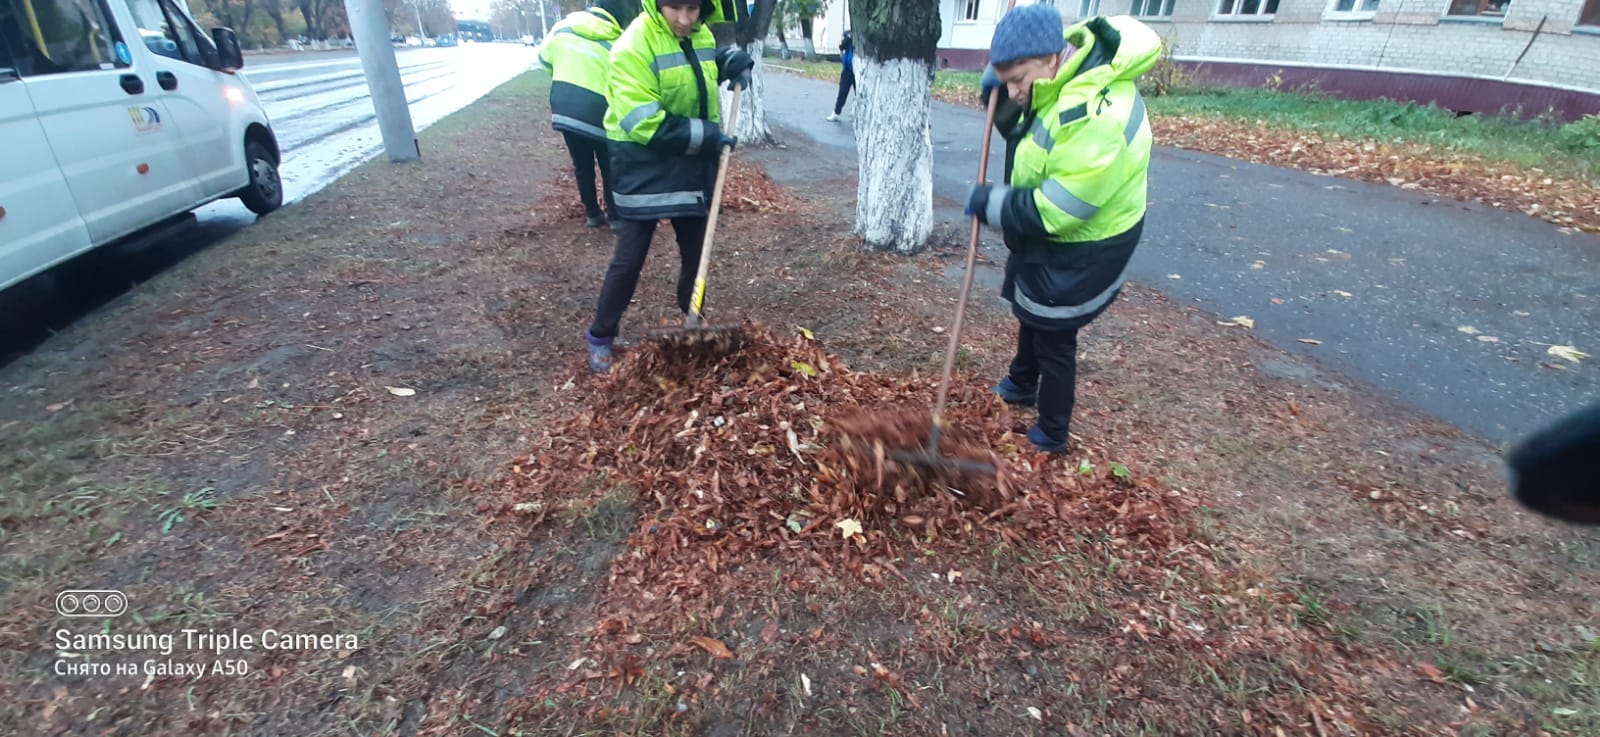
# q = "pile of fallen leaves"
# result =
<box><xmin>494</xmin><ymin>325</ymin><xmax>1194</xmax><ymax>623</ymax></box>
<box><xmin>1156</xmin><ymin>116</ymin><xmax>1600</xmax><ymax>233</ymax></box>
<box><xmin>475</xmin><ymin>326</ymin><xmax>1440</xmax><ymax>733</ymax></box>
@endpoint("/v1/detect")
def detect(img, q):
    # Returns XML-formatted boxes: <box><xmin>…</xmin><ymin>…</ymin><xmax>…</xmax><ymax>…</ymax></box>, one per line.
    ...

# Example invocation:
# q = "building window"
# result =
<box><xmin>1133</xmin><ymin>0</ymin><xmax>1175</xmax><ymax>15</ymax></box>
<box><xmin>1139</xmin><ymin>0</ymin><xmax>1177</xmax><ymax>15</ymax></box>
<box><xmin>1446</xmin><ymin>0</ymin><xmax>1510</xmax><ymax>16</ymax></box>
<box><xmin>1076</xmin><ymin>0</ymin><xmax>1100</xmax><ymax>17</ymax></box>
<box><xmin>961</xmin><ymin>0</ymin><xmax>979</xmax><ymax>21</ymax></box>
<box><xmin>1217</xmin><ymin>0</ymin><xmax>1280</xmax><ymax>15</ymax></box>
<box><xmin>1580</xmin><ymin>0</ymin><xmax>1598</xmax><ymax>26</ymax></box>
<box><xmin>1326</xmin><ymin>0</ymin><xmax>1378</xmax><ymax>17</ymax></box>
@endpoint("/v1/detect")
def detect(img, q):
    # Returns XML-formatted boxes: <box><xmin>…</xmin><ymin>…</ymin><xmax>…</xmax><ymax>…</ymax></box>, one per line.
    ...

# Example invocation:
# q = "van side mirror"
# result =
<box><xmin>212</xmin><ymin>27</ymin><xmax>244</xmax><ymax>71</ymax></box>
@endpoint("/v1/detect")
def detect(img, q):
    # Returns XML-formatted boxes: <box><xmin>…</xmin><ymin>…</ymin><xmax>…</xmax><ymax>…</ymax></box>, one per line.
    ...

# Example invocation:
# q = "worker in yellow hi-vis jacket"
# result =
<box><xmin>537</xmin><ymin>0</ymin><xmax>640</xmax><ymax>228</ymax></box>
<box><xmin>581</xmin><ymin>0</ymin><xmax>752</xmax><ymax>374</ymax></box>
<box><xmin>968</xmin><ymin>9</ymin><xmax>1161</xmax><ymax>454</ymax></box>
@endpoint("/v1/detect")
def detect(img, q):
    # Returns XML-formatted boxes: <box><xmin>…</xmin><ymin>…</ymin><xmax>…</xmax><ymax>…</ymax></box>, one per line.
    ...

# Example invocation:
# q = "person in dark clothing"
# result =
<box><xmin>825</xmin><ymin>31</ymin><xmax>853</xmax><ymax>122</ymax></box>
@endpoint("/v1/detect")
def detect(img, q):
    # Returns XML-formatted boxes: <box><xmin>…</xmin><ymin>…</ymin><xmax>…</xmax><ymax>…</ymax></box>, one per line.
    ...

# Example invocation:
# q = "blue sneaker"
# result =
<box><xmin>1027</xmin><ymin>425</ymin><xmax>1069</xmax><ymax>454</ymax></box>
<box><xmin>585</xmin><ymin>330</ymin><xmax>613</xmax><ymax>374</ymax></box>
<box><xmin>992</xmin><ymin>376</ymin><xmax>1037</xmax><ymax>407</ymax></box>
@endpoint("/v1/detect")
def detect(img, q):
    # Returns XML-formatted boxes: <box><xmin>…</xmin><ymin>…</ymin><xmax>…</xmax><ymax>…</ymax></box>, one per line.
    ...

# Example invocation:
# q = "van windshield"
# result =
<box><xmin>0</xmin><ymin>0</ymin><xmax>122</xmax><ymax>76</ymax></box>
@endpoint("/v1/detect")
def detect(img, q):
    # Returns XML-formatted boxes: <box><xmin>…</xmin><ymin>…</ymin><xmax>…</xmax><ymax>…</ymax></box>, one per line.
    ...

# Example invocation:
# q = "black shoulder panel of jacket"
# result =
<box><xmin>1000</xmin><ymin>187</ymin><xmax>1050</xmax><ymax>239</ymax></box>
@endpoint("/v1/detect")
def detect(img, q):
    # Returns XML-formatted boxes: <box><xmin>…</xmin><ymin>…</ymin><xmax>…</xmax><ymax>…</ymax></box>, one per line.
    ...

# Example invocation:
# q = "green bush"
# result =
<box><xmin>1559</xmin><ymin>115</ymin><xmax>1600</xmax><ymax>152</ymax></box>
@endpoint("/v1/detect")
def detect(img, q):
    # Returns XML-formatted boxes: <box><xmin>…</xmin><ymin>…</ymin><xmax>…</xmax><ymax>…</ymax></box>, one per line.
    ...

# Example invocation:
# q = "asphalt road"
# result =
<box><xmin>1</xmin><ymin>43</ymin><xmax>537</xmax><ymax>363</ymax></box>
<box><xmin>758</xmin><ymin>68</ymin><xmax>1599</xmax><ymax>445</ymax></box>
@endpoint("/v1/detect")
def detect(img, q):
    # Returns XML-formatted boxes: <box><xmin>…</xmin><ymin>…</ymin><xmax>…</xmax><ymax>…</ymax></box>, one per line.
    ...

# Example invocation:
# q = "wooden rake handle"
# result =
<box><xmin>685</xmin><ymin>84</ymin><xmax>743</xmax><ymax>328</ymax></box>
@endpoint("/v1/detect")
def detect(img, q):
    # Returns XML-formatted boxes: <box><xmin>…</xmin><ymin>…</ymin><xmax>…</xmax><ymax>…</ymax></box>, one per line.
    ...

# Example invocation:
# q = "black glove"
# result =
<box><xmin>694</xmin><ymin>120</ymin><xmax>734</xmax><ymax>158</ymax></box>
<box><xmin>965</xmin><ymin>183</ymin><xmax>994</xmax><ymax>224</ymax></box>
<box><xmin>716</xmin><ymin>47</ymin><xmax>754</xmax><ymax>85</ymax></box>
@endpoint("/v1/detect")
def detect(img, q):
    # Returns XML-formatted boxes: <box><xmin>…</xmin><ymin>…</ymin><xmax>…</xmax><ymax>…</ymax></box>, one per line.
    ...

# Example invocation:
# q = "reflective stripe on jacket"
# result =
<box><xmin>537</xmin><ymin>9</ymin><xmax>623</xmax><ymax>140</ymax></box>
<box><xmin>990</xmin><ymin>15</ymin><xmax>1159</xmax><ymax>330</ymax></box>
<box><xmin>603</xmin><ymin>0</ymin><xmax>737</xmax><ymax>219</ymax></box>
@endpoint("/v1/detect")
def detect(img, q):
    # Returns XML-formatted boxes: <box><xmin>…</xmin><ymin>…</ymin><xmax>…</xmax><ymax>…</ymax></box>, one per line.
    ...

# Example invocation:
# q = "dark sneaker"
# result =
<box><xmin>585</xmin><ymin>330</ymin><xmax>613</xmax><ymax>374</ymax></box>
<box><xmin>992</xmin><ymin>376</ymin><xmax>1037</xmax><ymax>407</ymax></box>
<box><xmin>584</xmin><ymin>214</ymin><xmax>605</xmax><ymax>228</ymax></box>
<box><xmin>1027</xmin><ymin>425</ymin><xmax>1069</xmax><ymax>454</ymax></box>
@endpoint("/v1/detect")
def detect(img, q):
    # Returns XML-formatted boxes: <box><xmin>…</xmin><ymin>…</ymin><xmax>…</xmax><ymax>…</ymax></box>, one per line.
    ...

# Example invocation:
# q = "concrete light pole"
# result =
<box><xmin>345</xmin><ymin>0</ymin><xmax>420</xmax><ymax>162</ymax></box>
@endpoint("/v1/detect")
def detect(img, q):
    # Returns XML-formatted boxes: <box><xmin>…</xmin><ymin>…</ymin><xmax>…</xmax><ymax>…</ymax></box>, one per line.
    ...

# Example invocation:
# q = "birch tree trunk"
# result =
<box><xmin>719</xmin><ymin>42</ymin><xmax>774</xmax><ymax>144</ymax></box>
<box><xmin>714</xmin><ymin>0</ymin><xmax>777</xmax><ymax>145</ymax></box>
<box><xmin>850</xmin><ymin>0</ymin><xmax>939</xmax><ymax>253</ymax></box>
<box><xmin>852</xmin><ymin>57</ymin><xmax>932</xmax><ymax>253</ymax></box>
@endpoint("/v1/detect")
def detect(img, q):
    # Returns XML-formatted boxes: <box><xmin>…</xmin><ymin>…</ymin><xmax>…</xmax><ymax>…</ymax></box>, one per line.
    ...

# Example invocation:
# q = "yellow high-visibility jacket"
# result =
<box><xmin>537</xmin><ymin>7</ymin><xmax>625</xmax><ymax>140</ymax></box>
<box><xmin>989</xmin><ymin>15</ymin><xmax>1159</xmax><ymax>329</ymax></box>
<box><xmin>603</xmin><ymin>0</ymin><xmax>740</xmax><ymax>219</ymax></box>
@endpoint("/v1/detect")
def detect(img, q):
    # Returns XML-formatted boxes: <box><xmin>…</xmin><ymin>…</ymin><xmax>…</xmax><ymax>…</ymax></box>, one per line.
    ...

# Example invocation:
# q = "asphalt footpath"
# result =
<box><xmin>752</xmin><ymin>68</ymin><xmax>1600</xmax><ymax>445</ymax></box>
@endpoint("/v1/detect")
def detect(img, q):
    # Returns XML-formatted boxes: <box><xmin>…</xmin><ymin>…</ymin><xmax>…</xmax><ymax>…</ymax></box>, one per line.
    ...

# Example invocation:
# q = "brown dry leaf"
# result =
<box><xmin>689</xmin><ymin>636</ymin><xmax>735</xmax><ymax>660</ymax></box>
<box><xmin>1297</xmin><ymin>338</ymin><xmax>1323</xmax><ymax>345</ymax></box>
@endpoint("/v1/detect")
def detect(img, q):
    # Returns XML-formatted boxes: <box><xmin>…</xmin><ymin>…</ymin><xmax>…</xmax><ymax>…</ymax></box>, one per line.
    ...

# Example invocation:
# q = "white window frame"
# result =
<box><xmin>1132</xmin><ymin>0</ymin><xmax>1175</xmax><ymax>17</ymax></box>
<box><xmin>1324</xmin><ymin>0</ymin><xmax>1379</xmax><ymax>20</ymax></box>
<box><xmin>958</xmin><ymin>0</ymin><xmax>980</xmax><ymax>23</ymax></box>
<box><xmin>1213</xmin><ymin>0</ymin><xmax>1280</xmax><ymax>19</ymax></box>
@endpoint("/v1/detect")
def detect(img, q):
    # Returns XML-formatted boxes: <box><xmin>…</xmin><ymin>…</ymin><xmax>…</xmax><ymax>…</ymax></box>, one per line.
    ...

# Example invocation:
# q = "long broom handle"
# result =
<box><xmin>928</xmin><ymin>89</ymin><xmax>1002</xmax><ymax>451</ymax></box>
<box><xmin>928</xmin><ymin>0</ymin><xmax>1018</xmax><ymax>453</ymax></box>
<box><xmin>685</xmin><ymin>84</ymin><xmax>743</xmax><ymax>328</ymax></box>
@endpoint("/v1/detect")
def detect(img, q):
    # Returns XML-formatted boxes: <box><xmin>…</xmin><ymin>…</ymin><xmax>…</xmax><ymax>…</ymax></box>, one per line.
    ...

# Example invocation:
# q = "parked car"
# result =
<box><xmin>435</xmin><ymin>33</ymin><xmax>457</xmax><ymax>48</ymax></box>
<box><xmin>0</xmin><ymin>0</ymin><xmax>282</xmax><ymax>292</ymax></box>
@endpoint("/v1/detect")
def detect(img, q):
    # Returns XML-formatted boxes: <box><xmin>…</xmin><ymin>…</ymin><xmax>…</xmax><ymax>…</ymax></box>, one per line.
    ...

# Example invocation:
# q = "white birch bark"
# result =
<box><xmin>718</xmin><ymin>41</ymin><xmax>775</xmax><ymax>146</ymax></box>
<box><xmin>852</xmin><ymin>55</ymin><xmax>933</xmax><ymax>254</ymax></box>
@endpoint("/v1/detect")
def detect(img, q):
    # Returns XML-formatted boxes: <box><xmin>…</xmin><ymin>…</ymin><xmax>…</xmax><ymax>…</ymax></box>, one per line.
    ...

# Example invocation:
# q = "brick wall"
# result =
<box><xmin>1140</xmin><ymin>0</ymin><xmax>1600</xmax><ymax>93</ymax></box>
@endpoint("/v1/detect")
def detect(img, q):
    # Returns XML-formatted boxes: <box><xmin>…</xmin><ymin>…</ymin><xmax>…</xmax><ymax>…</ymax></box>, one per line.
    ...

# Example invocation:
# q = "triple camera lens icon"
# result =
<box><xmin>56</xmin><ymin>590</ymin><xmax>128</xmax><ymax>618</ymax></box>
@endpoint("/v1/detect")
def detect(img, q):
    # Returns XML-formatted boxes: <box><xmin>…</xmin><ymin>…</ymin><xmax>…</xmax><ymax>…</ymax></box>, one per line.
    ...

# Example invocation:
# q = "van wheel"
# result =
<box><xmin>239</xmin><ymin>140</ymin><xmax>282</xmax><ymax>215</ymax></box>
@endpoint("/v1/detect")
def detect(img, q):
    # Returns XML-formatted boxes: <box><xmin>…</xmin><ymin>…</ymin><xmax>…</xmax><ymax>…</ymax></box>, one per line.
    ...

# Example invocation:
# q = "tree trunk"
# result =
<box><xmin>719</xmin><ymin>41</ymin><xmax>774</xmax><ymax>145</ymax></box>
<box><xmin>774</xmin><ymin>23</ymin><xmax>788</xmax><ymax>59</ymax></box>
<box><xmin>799</xmin><ymin>17</ymin><xmax>813</xmax><ymax>59</ymax></box>
<box><xmin>265</xmin><ymin>1</ymin><xmax>289</xmax><ymax>44</ymax></box>
<box><xmin>850</xmin><ymin>0</ymin><xmax>939</xmax><ymax>253</ymax></box>
<box><xmin>852</xmin><ymin>57</ymin><xmax>932</xmax><ymax>253</ymax></box>
<box><xmin>241</xmin><ymin>0</ymin><xmax>256</xmax><ymax>46</ymax></box>
<box><xmin>298</xmin><ymin>0</ymin><xmax>321</xmax><ymax>38</ymax></box>
<box><xmin>717</xmin><ymin>0</ymin><xmax>777</xmax><ymax>146</ymax></box>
